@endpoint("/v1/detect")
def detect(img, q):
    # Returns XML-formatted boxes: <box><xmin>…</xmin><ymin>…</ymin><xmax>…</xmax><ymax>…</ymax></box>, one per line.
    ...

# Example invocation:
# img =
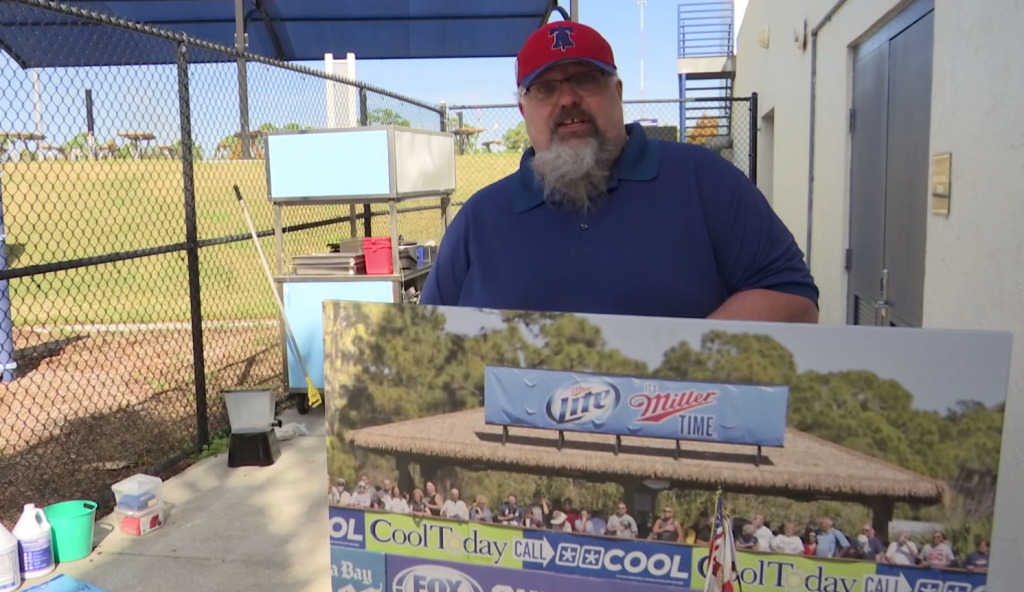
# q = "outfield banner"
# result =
<box><xmin>331</xmin><ymin>507</ymin><xmax>695</xmax><ymax>589</ymax></box>
<box><xmin>330</xmin><ymin>506</ymin><xmax>369</xmax><ymax>549</ymax></box>
<box><xmin>332</xmin><ymin>506</ymin><xmax>523</xmax><ymax>569</ymax></box>
<box><xmin>691</xmin><ymin>550</ymin><xmax>986</xmax><ymax>592</ymax></box>
<box><xmin>874</xmin><ymin>564</ymin><xmax>985</xmax><ymax>592</ymax></box>
<box><xmin>483</xmin><ymin>366</ymin><xmax>789</xmax><ymax>447</ymax></box>
<box><xmin>330</xmin><ymin>546</ymin><xmax>387</xmax><ymax>592</ymax></box>
<box><xmin>385</xmin><ymin>554</ymin><xmax>700</xmax><ymax>592</ymax></box>
<box><xmin>521</xmin><ymin>526</ymin><xmax>694</xmax><ymax>588</ymax></box>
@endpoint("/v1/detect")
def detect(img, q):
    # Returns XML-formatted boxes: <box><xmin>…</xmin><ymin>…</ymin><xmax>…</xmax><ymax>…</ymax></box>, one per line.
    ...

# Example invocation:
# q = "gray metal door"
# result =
<box><xmin>847</xmin><ymin>41</ymin><xmax>890</xmax><ymax>326</ymax></box>
<box><xmin>847</xmin><ymin>1</ymin><xmax>934</xmax><ymax>327</ymax></box>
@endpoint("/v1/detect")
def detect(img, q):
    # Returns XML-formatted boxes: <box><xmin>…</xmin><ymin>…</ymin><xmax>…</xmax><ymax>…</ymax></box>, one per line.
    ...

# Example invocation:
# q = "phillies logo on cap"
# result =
<box><xmin>549</xmin><ymin>25</ymin><xmax>576</xmax><ymax>51</ymax></box>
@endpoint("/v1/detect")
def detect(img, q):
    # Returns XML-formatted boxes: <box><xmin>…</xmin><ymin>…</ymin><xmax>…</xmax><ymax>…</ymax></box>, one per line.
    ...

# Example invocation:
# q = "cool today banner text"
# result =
<box><xmin>690</xmin><ymin>550</ymin><xmax>987</xmax><ymax>592</ymax></box>
<box><xmin>332</xmin><ymin>507</ymin><xmax>987</xmax><ymax>592</ymax></box>
<box><xmin>329</xmin><ymin>507</ymin><xmax>695</xmax><ymax>588</ymax></box>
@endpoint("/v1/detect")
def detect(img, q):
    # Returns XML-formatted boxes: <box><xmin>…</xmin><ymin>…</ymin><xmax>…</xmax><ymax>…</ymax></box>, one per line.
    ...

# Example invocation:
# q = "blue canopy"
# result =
<box><xmin>0</xmin><ymin>0</ymin><xmax>562</xmax><ymax>68</ymax></box>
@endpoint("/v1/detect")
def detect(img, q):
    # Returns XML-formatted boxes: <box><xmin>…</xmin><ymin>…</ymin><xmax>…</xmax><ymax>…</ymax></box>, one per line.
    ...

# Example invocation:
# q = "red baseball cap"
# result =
<box><xmin>515</xmin><ymin>21</ymin><xmax>617</xmax><ymax>89</ymax></box>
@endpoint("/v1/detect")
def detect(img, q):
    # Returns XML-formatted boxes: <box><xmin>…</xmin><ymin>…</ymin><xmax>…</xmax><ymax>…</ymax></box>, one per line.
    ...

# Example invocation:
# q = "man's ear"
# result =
<box><xmin>616</xmin><ymin>78</ymin><xmax>623</xmax><ymax>100</ymax></box>
<box><xmin>518</xmin><ymin>101</ymin><xmax>525</xmax><ymax>117</ymax></box>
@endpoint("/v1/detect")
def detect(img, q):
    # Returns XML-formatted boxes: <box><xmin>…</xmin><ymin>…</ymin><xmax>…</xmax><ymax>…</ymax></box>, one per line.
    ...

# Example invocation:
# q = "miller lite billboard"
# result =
<box><xmin>483</xmin><ymin>366</ymin><xmax>788</xmax><ymax>447</ymax></box>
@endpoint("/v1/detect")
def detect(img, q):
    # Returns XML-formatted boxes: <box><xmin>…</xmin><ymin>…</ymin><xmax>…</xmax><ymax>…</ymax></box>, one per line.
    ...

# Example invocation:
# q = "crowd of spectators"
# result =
<box><xmin>328</xmin><ymin>475</ymin><xmax>989</xmax><ymax>573</ymax></box>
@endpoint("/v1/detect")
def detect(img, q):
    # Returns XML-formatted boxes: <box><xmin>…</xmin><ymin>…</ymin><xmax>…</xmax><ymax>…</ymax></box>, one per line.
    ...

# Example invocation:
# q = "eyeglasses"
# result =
<box><xmin>524</xmin><ymin>70</ymin><xmax>610</xmax><ymax>102</ymax></box>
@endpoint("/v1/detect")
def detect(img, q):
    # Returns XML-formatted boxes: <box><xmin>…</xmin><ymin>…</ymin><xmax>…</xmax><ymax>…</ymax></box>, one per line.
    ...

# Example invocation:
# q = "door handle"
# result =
<box><xmin>875</xmin><ymin>268</ymin><xmax>890</xmax><ymax>325</ymax></box>
<box><xmin>874</xmin><ymin>301</ymin><xmax>890</xmax><ymax>325</ymax></box>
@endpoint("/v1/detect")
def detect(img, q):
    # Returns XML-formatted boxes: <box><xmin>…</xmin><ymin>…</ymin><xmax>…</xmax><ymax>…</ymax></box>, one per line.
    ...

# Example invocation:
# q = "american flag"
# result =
<box><xmin>704</xmin><ymin>492</ymin><xmax>739</xmax><ymax>592</ymax></box>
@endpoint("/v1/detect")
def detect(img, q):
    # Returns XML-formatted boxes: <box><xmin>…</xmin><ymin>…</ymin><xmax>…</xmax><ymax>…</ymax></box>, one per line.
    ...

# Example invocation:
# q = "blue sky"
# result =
<box><xmin>0</xmin><ymin>0</ymin><xmax>744</xmax><ymax>155</ymax></box>
<box><xmin>441</xmin><ymin>307</ymin><xmax>1012</xmax><ymax>414</ymax></box>
<box><xmin>355</xmin><ymin>0</ymin><xmax>693</xmax><ymax>106</ymax></box>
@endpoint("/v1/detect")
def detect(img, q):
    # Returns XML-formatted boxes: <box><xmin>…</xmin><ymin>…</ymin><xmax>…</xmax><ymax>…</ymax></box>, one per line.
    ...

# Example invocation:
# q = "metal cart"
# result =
<box><xmin>263</xmin><ymin>125</ymin><xmax>456</xmax><ymax>413</ymax></box>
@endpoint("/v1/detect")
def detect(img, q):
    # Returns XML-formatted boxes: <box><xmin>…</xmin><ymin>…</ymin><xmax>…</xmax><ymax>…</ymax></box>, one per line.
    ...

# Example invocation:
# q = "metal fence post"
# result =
<box><xmin>456</xmin><ymin>112</ymin><xmax>465</xmax><ymax>155</ymax></box>
<box><xmin>176</xmin><ymin>41</ymin><xmax>210</xmax><ymax>448</ymax></box>
<box><xmin>359</xmin><ymin>87</ymin><xmax>372</xmax><ymax>236</ymax></box>
<box><xmin>439</xmin><ymin>101</ymin><xmax>451</xmax><ymax>228</ymax></box>
<box><xmin>678</xmin><ymin>75</ymin><xmax>687</xmax><ymax>142</ymax></box>
<box><xmin>235</xmin><ymin>0</ymin><xmax>252</xmax><ymax>159</ymax></box>
<box><xmin>748</xmin><ymin>92</ymin><xmax>759</xmax><ymax>186</ymax></box>
<box><xmin>0</xmin><ymin>169</ymin><xmax>15</xmax><ymax>384</ymax></box>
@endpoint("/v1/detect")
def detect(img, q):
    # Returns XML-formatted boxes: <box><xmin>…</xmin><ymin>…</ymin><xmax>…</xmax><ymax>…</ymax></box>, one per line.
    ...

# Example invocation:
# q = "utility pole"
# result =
<box><xmin>638</xmin><ymin>0</ymin><xmax>647</xmax><ymax>119</ymax></box>
<box><xmin>32</xmin><ymin>69</ymin><xmax>43</xmax><ymax>137</ymax></box>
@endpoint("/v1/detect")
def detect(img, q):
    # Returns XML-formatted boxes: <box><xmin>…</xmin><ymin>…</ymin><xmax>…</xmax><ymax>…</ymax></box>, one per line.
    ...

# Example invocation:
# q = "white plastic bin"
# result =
<box><xmin>223</xmin><ymin>388</ymin><xmax>276</xmax><ymax>434</ymax></box>
<box><xmin>111</xmin><ymin>474</ymin><xmax>163</xmax><ymax>513</ymax></box>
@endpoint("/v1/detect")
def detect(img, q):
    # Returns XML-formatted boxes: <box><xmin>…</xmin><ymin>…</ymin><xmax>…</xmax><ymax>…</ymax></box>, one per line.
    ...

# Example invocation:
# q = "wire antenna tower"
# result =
<box><xmin>638</xmin><ymin>0</ymin><xmax>647</xmax><ymax>119</ymax></box>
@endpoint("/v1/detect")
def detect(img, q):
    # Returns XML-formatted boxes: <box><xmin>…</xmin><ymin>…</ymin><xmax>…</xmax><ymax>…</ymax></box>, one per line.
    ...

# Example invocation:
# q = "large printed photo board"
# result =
<box><xmin>323</xmin><ymin>302</ymin><xmax>1011</xmax><ymax>592</ymax></box>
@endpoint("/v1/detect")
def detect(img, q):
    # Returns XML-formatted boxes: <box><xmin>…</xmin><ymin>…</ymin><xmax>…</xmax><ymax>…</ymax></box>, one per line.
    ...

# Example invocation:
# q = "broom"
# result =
<box><xmin>233</xmin><ymin>185</ymin><xmax>322</xmax><ymax>409</ymax></box>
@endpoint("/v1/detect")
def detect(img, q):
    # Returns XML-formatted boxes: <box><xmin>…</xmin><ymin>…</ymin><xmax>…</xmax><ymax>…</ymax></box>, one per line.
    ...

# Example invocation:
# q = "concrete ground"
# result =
<box><xmin>32</xmin><ymin>405</ymin><xmax>329</xmax><ymax>592</ymax></box>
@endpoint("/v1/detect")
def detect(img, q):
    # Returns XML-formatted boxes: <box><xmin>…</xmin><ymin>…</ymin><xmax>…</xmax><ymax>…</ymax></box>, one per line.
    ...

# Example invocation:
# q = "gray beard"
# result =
<box><xmin>529</xmin><ymin>130</ymin><xmax>620</xmax><ymax>215</ymax></box>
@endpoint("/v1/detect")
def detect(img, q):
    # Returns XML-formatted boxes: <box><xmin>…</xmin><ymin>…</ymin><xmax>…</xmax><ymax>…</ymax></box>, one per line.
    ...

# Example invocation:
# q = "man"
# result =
<box><xmin>372</xmin><ymin>478</ymin><xmax>392</xmax><ymax>509</ymax></box>
<box><xmin>858</xmin><ymin>523</ymin><xmax>887</xmax><ymax>562</ymax></box>
<box><xmin>420</xmin><ymin>21</ymin><xmax>818</xmax><ymax>322</ymax></box>
<box><xmin>918</xmin><ymin>530</ymin><xmax>955</xmax><ymax>568</ymax></box>
<box><xmin>815</xmin><ymin>517</ymin><xmax>851</xmax><ymax>558</ymax></box>
<box><xmin>885</xmin><ymin>531</ymin><xmax>919</xmax><ymax>566</ymax></box>
<box><xmin>526</xmin><ymin>493</ymin><xmax>550</xmax><ymax>528</ymax></box>
<box><xmin>560</xmin><ymin>499</ymin><xmax>580</xmax><ymax>532</ymax></box>
<box><xmin>440</xmin><ymin>487</ymin><xmax>469</xmax><ymax>520</ymax></box>
<box><xmin>963</xmin><ymin>539</ymin><xmax>989</xmax><ymax>573</ymax></box>
<box><xmin>692</xmin><ymin>510</ymin><xmax>712</xmax><ymax>544</ymax></box>
<box><xmin>605</xmin><ymin>501</ymin><xmax>638</xmax><ymax>539</ymax></box>
<box><xmin>423</xmin><ymin>481</ymin><xmax>444</xmax><ymax>516</ymax></box>
<box><xmin>496</xmin><ymin>493</ymin><xmax>525</xmax><ymax>526</ymax></box>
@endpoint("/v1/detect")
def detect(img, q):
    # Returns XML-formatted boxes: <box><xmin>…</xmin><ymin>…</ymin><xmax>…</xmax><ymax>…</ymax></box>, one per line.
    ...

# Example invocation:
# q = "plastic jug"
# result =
<box><xmin>0</xmin><ymin>519</ymin><xmax>19</xmax><ymax>591</ymax></box>
<box><xmin>12</xmin><ymin>504</ymin><xmax>55</xmax><ymax>579</ymax></box>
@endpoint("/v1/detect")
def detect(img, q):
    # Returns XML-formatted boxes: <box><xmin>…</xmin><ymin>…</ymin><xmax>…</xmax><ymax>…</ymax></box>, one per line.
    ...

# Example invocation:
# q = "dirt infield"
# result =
<box><xmin>0</xmin><ymin>322</ymin><xmax>285</xmax><ymax>520</ymax></box>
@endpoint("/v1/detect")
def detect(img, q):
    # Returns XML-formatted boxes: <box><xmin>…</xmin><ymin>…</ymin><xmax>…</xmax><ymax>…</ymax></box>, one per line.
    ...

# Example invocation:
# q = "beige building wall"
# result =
<box><xmin>734</xmin><ymin>0</ymin><xmax>1024</xmax><ymax>588</ymax></box>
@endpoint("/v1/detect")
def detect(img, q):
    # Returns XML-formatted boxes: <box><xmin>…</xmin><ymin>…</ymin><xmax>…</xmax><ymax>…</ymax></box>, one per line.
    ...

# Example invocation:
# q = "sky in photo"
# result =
<box><xmin>440</xmin><ymin>305</ymin><xmax>1013</xmax><ymax>413</ymax></box>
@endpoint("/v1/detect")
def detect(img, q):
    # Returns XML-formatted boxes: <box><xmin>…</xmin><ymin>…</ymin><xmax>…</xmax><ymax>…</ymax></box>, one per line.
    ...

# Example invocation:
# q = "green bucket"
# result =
<box><xmin>43</xmin><ymin>500</ymin><xmax>98</xmax><ymax>563</ymax></box>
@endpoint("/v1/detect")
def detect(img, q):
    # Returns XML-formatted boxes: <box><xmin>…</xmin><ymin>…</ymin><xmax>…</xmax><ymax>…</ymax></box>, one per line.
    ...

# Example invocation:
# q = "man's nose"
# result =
<box><xmin>556</xmin><ymin>82</ymin><xmax>583</xmax><ymax>107</ymax></box>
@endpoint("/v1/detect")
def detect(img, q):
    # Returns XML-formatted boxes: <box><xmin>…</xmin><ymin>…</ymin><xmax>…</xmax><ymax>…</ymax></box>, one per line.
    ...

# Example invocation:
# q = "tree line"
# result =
<box><xmin>325</xmin><ymin>304</ymin><xmax>1002</xmax><ymax>560</ymax></box>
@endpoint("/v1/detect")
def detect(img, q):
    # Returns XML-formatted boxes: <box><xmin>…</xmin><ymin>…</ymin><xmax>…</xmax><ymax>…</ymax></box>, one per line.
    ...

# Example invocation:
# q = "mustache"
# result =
<box><xmin>550</xmin><ymin>107</ymin><xmax>595</xmax><ymax>131</ymax></box>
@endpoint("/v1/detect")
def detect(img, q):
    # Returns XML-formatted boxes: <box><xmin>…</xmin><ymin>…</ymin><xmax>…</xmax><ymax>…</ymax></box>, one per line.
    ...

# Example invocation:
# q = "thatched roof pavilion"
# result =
<box><xmin>347</xmin><ymin>408</ymin><xmax>949</xmax><ymax>535</ymax></box>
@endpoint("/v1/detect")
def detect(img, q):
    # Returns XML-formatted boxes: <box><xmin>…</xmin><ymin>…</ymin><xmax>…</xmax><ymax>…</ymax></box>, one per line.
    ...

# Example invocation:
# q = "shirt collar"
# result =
<box><xmin>514</xmin><ymin>122</ymin><xmax>661</xmax><ymax>214</ymax></box>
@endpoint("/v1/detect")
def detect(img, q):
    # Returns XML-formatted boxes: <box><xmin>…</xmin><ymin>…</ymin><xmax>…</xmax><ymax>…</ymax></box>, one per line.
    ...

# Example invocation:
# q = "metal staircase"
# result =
<box><xmin>677</xmin><ymin>0</ymin><xmax>736</xmax><ymax>146</ymax></box>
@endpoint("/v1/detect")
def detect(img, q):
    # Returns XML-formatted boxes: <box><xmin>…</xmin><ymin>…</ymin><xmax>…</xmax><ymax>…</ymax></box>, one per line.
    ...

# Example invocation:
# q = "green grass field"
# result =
<box><xmin>2</xmin><ymin>151</ymin><xmax>521</xmax><ymax>326</ymax></box>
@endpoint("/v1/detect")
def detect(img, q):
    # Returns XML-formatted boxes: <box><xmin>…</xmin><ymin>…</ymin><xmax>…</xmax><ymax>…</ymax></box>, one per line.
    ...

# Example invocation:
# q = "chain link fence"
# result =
<box><xmin>0</xmin><ymin>0</ymin><xmax>447</xmax><ymax>520</ymax></box>
<box><xmin>446</xmin><ymin>95</ymin><xmax>758</xmax><ymax>205</ymax></box>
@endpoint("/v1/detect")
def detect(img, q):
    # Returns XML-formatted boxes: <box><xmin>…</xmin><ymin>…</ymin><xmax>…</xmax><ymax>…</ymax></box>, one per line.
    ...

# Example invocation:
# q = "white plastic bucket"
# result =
<box><xmin>0</xmin><ymin>519</ymin><xmax>20</xmax><ymax>591</ymax></box>
<box><xmin>223</xmin><ymin>389</ymin><xmax>276</xmax><ymax>433</ymax></box>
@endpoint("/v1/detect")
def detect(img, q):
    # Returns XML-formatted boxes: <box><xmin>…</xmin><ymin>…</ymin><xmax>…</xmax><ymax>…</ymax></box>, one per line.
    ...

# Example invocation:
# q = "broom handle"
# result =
<box><xmin>233</xmin><ymin>185</ymin><xmax>312</xmax><ymax>380</ymax></box>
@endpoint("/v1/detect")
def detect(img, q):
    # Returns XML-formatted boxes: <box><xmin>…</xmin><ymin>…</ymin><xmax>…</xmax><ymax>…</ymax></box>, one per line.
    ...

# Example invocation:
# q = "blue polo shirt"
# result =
<box><xmin>419</xmin><ymin>123</ymin><xmax>817</xmax><ymax>317</ymax></box>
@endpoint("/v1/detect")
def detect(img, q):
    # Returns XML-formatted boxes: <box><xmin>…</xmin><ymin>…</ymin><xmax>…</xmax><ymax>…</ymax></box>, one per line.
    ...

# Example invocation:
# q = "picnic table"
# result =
<box><xmin>0</xmin><ymin>131</ymin><xmax>45</xmax><ymax>162</ymax></box>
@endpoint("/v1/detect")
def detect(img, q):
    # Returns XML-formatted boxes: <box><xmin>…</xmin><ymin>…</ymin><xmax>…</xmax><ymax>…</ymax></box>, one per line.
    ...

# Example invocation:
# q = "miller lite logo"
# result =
<box><xmin>546</xmin><ymin>379</ymin><xmax>620</xmax><ymax>425</ymax></box>
<box><xmin>629</xmin><ymin>383</ymin><xmax>719</xmax><ymax>423</ymax></box>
